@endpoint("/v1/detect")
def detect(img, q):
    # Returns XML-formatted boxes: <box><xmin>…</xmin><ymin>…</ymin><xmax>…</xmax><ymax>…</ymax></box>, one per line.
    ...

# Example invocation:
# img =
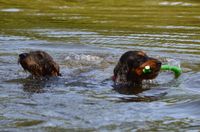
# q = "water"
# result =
<box><xmin>0</xmin><ymin>0</ymin><xmax>200</xmax><ymax>131</ymax></box>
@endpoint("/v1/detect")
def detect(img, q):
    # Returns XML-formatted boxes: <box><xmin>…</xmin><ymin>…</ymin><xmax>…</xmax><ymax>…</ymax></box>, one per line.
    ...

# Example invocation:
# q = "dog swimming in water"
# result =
<box><xmin>113</xmin><ymin>51</ymin><xmax>162</xmax><ymax>85</ymax></box>
<box><xmin>18</xmin><ymin>50</ymin><xmax>61</xmax><ymax>77</ymax></box>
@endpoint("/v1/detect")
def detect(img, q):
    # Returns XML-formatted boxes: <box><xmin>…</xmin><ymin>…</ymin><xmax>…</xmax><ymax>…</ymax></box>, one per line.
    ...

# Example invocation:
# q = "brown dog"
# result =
<box><xmin>18</xmin><ymin>51</ymin><xmax>61</xmax><ymax>77</ymax></box>
<box><xmin>113</xmin><ymin>51</ymin><xmax>161</xmax><ymax>85</ymax></box>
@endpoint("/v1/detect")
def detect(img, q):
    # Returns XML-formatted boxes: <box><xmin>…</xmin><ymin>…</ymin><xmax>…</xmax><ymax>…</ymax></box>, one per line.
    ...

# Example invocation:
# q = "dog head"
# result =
<box><xmin>113</xmin><ymin>51</ymin><xmax>161</xmax><ymax>84</ymax></box>
<box><xmin>18</xmin><ymin>51</ymin><xmax>60</xmax><ymax>77</ymax></box>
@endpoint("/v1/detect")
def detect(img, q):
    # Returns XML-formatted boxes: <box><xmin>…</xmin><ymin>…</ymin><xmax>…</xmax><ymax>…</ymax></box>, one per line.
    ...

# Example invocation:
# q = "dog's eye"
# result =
<box><xmin>137</xmin><ymin>58</ymin><xmax>146</xmax><ymax>65</ymax></box>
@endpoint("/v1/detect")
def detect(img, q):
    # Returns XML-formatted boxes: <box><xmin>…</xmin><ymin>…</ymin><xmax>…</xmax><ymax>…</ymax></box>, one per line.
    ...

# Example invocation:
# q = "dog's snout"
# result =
<box><xmin>157</xmin><ymin>61</ymin><xmax>162</xmax><ymax>67</ymax></box>
<box><xmin>19</xmin><ymin>53</ymin><xmax>28</xmax><ymax>59</ymax></box>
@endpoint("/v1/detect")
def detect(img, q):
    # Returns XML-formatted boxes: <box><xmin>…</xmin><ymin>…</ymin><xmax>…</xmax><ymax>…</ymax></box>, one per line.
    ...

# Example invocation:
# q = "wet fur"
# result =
<box><xmin>113</xmin><ymin>51</ymin><xmax>161</xmax><ymax>85</ymax></box>
<box><xmin>18</xmin><ymin>51</ymin><xmax>61</xmax><ymax>77</ymax></box>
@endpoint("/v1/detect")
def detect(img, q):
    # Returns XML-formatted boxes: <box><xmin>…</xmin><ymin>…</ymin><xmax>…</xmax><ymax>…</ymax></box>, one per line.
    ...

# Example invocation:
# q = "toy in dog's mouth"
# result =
<box><xmin>134</xmin><ymin>59</ymin><xmax>162</xmax><ymax>80</ymax></box>
<box><xmin>132</xmin><ymin>59</ymin><xmax>182</xmax><ymax>80</ymax></box>
<box><xmin>142</xmin><ymin>64</ymin><xmax>182</xmax><ymax>78</ymax></box>
<box><xmin>112</xmin><ymin>50</ymin><xmax>182</xmax><ymax>85</ymax></box>
<box><xmin>160</xmin><ymin>65</ymin><xmax>182</xmax><ymax>78</ymax></box>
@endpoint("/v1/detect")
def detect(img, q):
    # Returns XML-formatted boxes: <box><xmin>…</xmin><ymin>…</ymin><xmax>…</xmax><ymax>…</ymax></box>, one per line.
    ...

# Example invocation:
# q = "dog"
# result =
<box><xmin>113</xmin><ymin>51</ymin><xmax>161</xmax><ymax>86</ymax></box>
<box><xmin>18</xmin><ymin>50</ymin><xmax>61</xmax><ymax>77</ymax></box>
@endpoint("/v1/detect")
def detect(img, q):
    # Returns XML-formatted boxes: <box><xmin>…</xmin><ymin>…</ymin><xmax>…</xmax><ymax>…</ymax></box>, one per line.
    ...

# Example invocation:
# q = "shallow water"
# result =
<box><xmin>0</xmin><ymin>0</ymin><xmax>200</xmax><ymax>131</ymax></box>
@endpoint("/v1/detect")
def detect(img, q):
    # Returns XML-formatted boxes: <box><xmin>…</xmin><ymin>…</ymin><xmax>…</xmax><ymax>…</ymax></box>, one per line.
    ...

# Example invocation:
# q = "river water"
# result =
<box><xmin>0</xmin><ymin>0</ymin><xmax>200</xmax><ymax>131</ymax></box>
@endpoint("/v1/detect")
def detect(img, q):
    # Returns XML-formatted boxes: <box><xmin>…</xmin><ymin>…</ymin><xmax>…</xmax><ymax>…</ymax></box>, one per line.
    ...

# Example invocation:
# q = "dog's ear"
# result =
<box><xmin>114</xmin><ymin>62</ymin><xmax>120</xmax><ymax>76</ymax></box>
<box><xmin>49</xmin><ymin>63</ymin><xmax>60</xmax><ymax>76</ymax></box>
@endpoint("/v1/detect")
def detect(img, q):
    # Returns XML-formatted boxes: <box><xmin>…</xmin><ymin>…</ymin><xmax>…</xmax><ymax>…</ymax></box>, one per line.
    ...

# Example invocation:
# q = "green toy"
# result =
<box><xmin>160</xmin><ymin>65</ymin><xmax>182</xmax><ymax>78</ymax></box>
<box><xmin>143</xmin><ymin>64</ymin><xmax>182</xmax><ymax>78</ymax></box>
<box><xmin>143</xmin><ymin>65</ymin><xmax>152</xmax><ymax>74</ymax></box>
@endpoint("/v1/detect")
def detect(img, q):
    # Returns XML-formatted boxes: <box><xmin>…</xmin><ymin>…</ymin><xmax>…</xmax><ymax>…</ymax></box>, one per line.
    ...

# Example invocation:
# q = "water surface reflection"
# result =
<box><xmin>0</xmin><ymin>0</ymin><xmax>200</xmax><ymax>131</ymax></box>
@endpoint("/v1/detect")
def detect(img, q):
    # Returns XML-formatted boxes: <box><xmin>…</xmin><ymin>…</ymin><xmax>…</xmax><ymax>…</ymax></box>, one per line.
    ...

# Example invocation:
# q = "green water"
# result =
<box><xmin>1</xmin><ymin>0</ymin><xmax>200</xmax><ymax>34</ymax></box>
<box><xmin>0</xmin><ymin>0</ymin><xmax>200</xmax><ymax>131</ymax></box>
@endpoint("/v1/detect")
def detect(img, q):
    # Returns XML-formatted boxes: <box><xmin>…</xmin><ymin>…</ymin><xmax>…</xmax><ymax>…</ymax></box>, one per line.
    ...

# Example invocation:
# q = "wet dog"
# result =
<box><xmin>113</xmin><ymin>51</ymin><xmax>161</xmax><ymax>86</ymax></box>
<box><xmin>18</xmin><ymin>51</ymin><xmax>61</xmax><ymax>77</ymax></box>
